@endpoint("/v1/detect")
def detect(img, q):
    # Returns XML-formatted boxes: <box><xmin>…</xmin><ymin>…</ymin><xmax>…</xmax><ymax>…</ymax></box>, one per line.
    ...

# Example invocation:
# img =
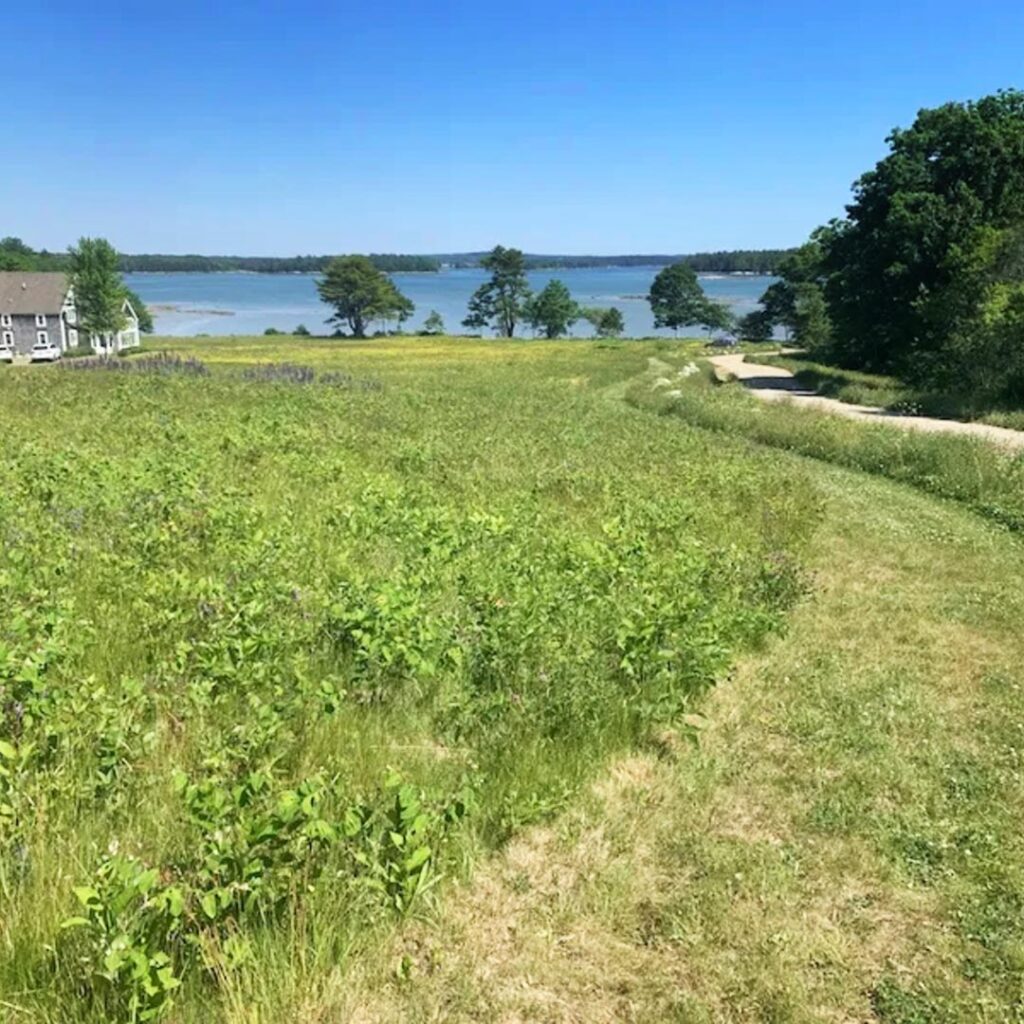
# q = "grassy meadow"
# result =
<box><xmin>2</xmin><ymin>335</ymin><xmax>1024</xmax><ymax>1022</ymax></box>
<box><xmin>0</xmin><ymin>337</ymin><xmax>811</xmax><ymax>1022</ymax></box>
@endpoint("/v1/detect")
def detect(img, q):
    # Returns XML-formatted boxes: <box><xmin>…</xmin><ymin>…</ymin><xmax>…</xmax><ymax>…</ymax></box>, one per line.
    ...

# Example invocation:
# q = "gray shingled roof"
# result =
<box><xmin>0</xmin><ymin>272</ymin><xmax>71</xmax><ymax>315</ymax></box>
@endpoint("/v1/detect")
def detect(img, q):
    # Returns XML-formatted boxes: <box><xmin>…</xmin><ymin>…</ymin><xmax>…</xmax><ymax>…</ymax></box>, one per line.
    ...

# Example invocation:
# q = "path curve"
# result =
<box><xmin>709</xmin><ymin>354</ymin><xmax>1024</xmax><ymax>453</ymax></box>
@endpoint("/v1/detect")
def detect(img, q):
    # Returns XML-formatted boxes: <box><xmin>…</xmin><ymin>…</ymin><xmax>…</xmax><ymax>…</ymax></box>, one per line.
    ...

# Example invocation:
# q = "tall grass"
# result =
<box><xmin>629</xmin><ymin>365</ymin><xmax>1024</xmax><ymax>532</ymax></box>
<box><xmin>749</xmin><ymin>353</ymin><xmax>1024</xmax><ymax>430</ymax></box>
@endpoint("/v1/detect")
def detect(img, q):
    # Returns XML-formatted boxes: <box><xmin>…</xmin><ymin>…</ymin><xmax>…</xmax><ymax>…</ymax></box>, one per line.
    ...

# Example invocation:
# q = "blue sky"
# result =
<box><xmin>3</xmin><ymin>0</ymin><xmax>1022</xmax><ymax>254</ymax></box>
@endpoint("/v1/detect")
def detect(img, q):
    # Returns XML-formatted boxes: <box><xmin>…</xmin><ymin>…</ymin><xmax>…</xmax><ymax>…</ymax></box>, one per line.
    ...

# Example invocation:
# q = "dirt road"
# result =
<box><xmin>709</xmin><ymin>353</ymin><xmax>1024</xmax><ymax>452</ymax></box>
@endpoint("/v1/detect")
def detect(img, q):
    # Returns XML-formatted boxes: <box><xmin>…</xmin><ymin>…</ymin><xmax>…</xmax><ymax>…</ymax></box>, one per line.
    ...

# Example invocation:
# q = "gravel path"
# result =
<box><xmin>709</xmin><ymin>354</ymin><xmax>1024</xmax><ymax>452</ymax></box>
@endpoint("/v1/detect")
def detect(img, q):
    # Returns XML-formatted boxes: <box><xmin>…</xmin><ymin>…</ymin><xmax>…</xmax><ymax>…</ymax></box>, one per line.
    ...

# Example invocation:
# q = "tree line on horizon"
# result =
<box><xmin>740</xmin><ymin>89</ymin><xmax>1024</xmax><ymax>405</ymax></box>
<box><xmin>441</xmin><ymin>250</ymin><xmax>792</xmax><ymax>273</ymax></box>
<box><xmin>2</xmin><ymin>240</ymin><xmax>794</xmax><ymax>278</ymax></box>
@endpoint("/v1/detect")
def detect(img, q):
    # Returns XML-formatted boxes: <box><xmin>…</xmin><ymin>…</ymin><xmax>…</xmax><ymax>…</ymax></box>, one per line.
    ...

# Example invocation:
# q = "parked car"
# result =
<box><xmin>29</xmin><ymin>339</ymin><xmax>62</xmax><ymax>362</ymax></box>
<box><xmin>708</xmin><ymin>334</ymin><xmax>739</xmax><ymax>348</ymax></box>
<box><xmin>0</xmin><ymin>342</ymin><xmax>13</xmax><ymax>363</ymax></box>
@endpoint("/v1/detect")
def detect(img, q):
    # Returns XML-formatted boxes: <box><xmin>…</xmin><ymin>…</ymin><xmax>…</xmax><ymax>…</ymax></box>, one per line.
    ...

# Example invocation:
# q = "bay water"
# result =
<box><xmin>124</xmin><ymin>267</ymin><xmax>775</xmax><ymax>338</ymax></box>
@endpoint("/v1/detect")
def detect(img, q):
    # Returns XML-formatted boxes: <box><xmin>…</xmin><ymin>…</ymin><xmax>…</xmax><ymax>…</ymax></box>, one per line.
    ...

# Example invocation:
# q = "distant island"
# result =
<box><xmin>4</xmin><ymin>243</ymin><xmax>792</xmax><ymax>277</ymax></box>
<box><xmin>116</xmin><ymin>249</ymin><xmax>791</xmax><ymax>275</ymax></box>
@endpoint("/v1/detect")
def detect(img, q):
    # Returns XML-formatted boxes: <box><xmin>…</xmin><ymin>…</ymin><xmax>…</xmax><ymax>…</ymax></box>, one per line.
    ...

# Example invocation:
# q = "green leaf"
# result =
<box><xmin>0</xmin><ymin>740</ymin><xmax>16</xmax><ymax>760</ymax></box>
<box><xmin>135</xmin><ymin>868</ymin><xmax>159</xmax><ymax>893</ymax></box>
<box><xmin>403</xmin><ymin>845</ymin><xmax>431</xmax><ymax>873</ymax></box>
<box><xmin>200</xmin><ymin>892</ymin><xmax>218</xmax><ymax>920</ymax></box>
<box><xmin>73</xmin><ymin>886</ymin><xmax>101</xmax><ymax>908</ymax></box>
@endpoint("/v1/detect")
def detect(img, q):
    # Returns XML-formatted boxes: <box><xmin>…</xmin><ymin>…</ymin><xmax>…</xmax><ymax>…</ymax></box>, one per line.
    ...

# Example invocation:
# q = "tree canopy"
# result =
<box><xmin>647</xmin><ymin>263</ymin><xmax>721</xmax><ymax>333</ymax></box>
<box><xmin>766</xmin><ymin>90</ymin><xmax>1024</xmax><ymax>403</ymax></box>
<box><xmin>69</xmin><ymin>238</ymin><xmax>129</xmax><ymax>338</ymax></box>
<box><xmin>524</xmin><ymin>279</ymin><xmax>579</xmax><ymax>338</ymax></box>
<box><xmin>462</xmin><ymin>246</ymin><xmax>531</xmax><ymax>337</ymax></box>
<box><xmin>581</xmin><ymin>306</ymin><xmax>625</xmax><ymax>337</ymax></box>
<box><xmin>422</xmin><ymin>310</ymin><xmax>445</xmax><ymax>335</ymax></box>
<box><xmin>316</xmin><ymin>256</ymin><xmax>414</xmax><ymax>338</ymax></box>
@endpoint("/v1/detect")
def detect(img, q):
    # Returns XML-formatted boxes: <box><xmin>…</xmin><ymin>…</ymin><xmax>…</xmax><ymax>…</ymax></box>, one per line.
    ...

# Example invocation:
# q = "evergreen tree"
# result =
<box><xmin>317</xmin><ymin>255</ymin><xmax>413</xmax><ymax>338</ymax></box>
<box><xmin>462</xmin><ymin>245</ymin><xmax>531</xmax><ymax>336</ymax></box>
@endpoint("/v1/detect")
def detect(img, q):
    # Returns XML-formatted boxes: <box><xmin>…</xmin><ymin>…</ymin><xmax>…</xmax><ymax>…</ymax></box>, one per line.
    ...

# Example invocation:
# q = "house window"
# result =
<box><xmin>69</xmin><ymin>328</ymin><xmax>79</xmax><ymax>347</ymax></box>
<box><xmin>1</xmin><ymin>330</ymin><xmax>12</xmax><ymax>346</ymax></box>
<box><xmin>36</xmin><ymin>314</ymin><xmax>47</xmax><ymax>327</ymax></box>
<box><xmin>36</xmin><ymin>330</ymin><xmax>49</xmax><ymax>346</ymax></box>
<box><xmin>0</xmin><ymin>314</ymin><xmax>10</xmax><ymax>327</ymax></box>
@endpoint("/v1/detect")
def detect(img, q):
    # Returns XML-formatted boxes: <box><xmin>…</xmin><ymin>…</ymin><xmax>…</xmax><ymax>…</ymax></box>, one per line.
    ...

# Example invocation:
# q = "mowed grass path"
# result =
<box><xmin>340</xmin><ymin>399</ymin><xmax>1024</xmax><ymax>1021</ymax></box>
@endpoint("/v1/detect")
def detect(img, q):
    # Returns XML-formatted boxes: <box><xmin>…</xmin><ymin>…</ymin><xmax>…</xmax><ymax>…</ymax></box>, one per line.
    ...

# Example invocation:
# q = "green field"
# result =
<box><xmin>2</xmin><ymin>337</ymin><xmax>1023</xmax><ymax>1022</ymax></box>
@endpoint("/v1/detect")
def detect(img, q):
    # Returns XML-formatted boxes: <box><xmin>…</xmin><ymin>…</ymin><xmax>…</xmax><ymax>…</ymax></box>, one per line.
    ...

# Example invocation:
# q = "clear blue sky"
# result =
<box><xmin>3</xmin><ymin>0</ymin><xmax>1022</xmax><ymax>255</ymax></box>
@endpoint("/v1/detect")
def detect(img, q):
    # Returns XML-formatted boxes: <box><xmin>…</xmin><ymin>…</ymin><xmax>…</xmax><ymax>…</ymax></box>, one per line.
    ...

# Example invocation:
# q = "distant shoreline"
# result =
<box><xmin>126</xmin><ymin>268</ymin><xmax>774</xmax><ymax>277</ymax></box>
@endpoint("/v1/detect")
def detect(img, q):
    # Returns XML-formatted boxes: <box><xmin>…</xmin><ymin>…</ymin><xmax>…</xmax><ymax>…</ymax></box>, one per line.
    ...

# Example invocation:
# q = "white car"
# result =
<box><xmin>0</xmin><ymin>344</ymin><xmax>13</xmax><ymax>363</ymax></box>
<box><xmin>29</xmin><ymin>340</ymin><xmax>62</xmax><ymax>363</ymax></box>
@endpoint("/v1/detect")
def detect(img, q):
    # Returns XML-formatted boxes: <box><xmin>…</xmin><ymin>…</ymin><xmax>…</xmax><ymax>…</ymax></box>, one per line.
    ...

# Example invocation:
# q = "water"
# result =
<box><xmin>124</xmin><ymin>267</ymin><xmax>775</xmax><ymax>338</ymax></box>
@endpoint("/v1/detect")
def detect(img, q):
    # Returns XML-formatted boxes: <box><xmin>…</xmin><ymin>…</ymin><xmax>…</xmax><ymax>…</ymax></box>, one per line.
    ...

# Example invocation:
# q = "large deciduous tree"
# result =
<box><xmin>647</xmin><ymin>262</ymin><xmax>712</xmax><ymax>333</ymax></box>
<box><xmin>317</xmin><ymin>255</ymin><xmax>414</xmax><ymax>338</ymax></box>
<box><xmin>69</xmin><ymin>238</ymin><xmax>128</xmax><ymax>339</ymax></box>
<box><xmin>462</xmin><ymin>245</ymin><xmax>531</xmax><ymax>336</ymax></box>
<box><xmin>524</xmin><ymin>279</ymin><xmax>579</xmax><ymax>338</ymax></box>
<box><xmin>819</xmin><ymin>90</ymin><xmax>1024</xmax><ymax>378</ymax></box>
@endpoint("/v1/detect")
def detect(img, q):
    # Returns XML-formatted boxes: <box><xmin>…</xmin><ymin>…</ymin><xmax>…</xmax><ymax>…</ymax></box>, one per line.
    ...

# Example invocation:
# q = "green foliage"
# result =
<box><xmin>647</xmin><ymin>262</ymin><xmax>725</xmax><ymax>334</ymax></box>
<box><xmin>513</xmin><ymin>249</ymin><xmax>794</xmax><ymax>273</ymax></box>
<box><xmin>0</xmin><ymin>236</ymin><xmax>38</xmax><ymax>271</ymax></box>
<box><xmin>69</xmin><ymin>238</ymin><xmax>129</xmax><ymax>338</ymax></box>
<box><xmin>600</xmin><ymin>307</ymin><xmax>625</xmax><ymax>337</ymax></box>
<box><xmin>60</xmin><ymin>854</ymin><xmax>184</xmax><ymax>1023</ymax></box>
<box><xmin>294</xmin><ymin>324</ymin><xmax>310</xmax><ymax>336</ymax></box>
<box><xmin>462</xmin><ymin>245</ymin><xmax>531</xmax><ymax>336</ymax></box>
<box><xmin>700</xmin><ymin>299</ymin><xmax>734</xmax><ymax>336</ymax></box>
<box><xmin>524</xmin><ymin>279</ymin><xmax>579</xmax><ymax>338</ymax></box>
<box><xmin>316</xmin><ymin>255</ymin><xmax>415</xmax><ymax>338</ymax></box>
<box><xmin>737</xmin><ymin>309</ymin><xmax>773</xmax><ymax>342</ymax></box>
<box><xmin>755</xmin><ymin>238</ymin><xmax>832</xmax><ymax>349</ymax></box>
<box><xmin>122</xmin><ymin>286</ymin><xmax>154</xmax><ymax>334</ymax></box>
<box><xmin>348</xmin><ymin>773</ymin><xmax>471</xmax><ymax>913</ymax></box>
<box><xmin>421</xmin><ymin>310</ymin><xmax>445</xmax><ymax>335</ymax></box>
<box><xmin>786</xmin><ymin>90</ymin><xmax>1024</xmax><ymax>405</ymax></box>
<box><xmin>580</xmin><ymin>306</ymin><xmax>626</xmax><ymax>338</ymax></box>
